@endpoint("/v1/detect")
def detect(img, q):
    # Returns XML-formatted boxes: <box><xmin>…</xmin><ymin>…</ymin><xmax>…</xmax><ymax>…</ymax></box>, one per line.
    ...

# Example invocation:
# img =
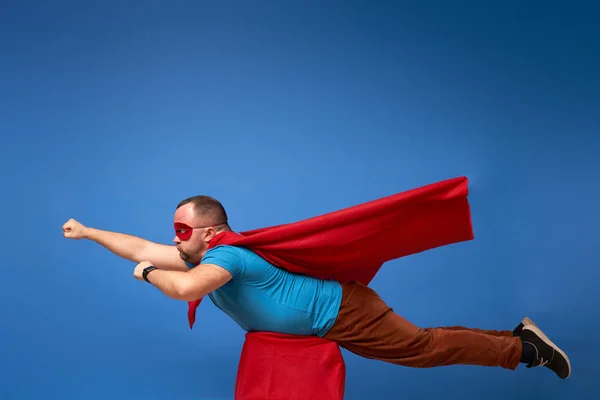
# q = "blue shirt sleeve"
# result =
<box><xmin>200</xmin><ymin>245</ymin><xmax>246</xmax><ymax>279</ymax></box>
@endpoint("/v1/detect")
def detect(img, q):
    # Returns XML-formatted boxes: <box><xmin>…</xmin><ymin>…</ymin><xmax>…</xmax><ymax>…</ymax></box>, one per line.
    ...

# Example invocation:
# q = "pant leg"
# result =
<box><xmin>323</xmin><ymin>281</ymin><xmax>522</xmax><ymax>370</ymax></box>
<box><xmin>435</xmin><ymin>326</ymin><xmax>514</xmax><ymax>337</ymax></box>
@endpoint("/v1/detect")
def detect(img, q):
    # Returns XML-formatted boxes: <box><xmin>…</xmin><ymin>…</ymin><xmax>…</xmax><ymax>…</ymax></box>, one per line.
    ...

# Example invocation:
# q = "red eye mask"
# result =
<box><xmin>174</xmin><ymin>220</ymin><xmax>228</xmax><ymax>241</ymax></box>
<box><xmin>174</xmin><ymin>222</ymin><xmax>195</xmax><ymax>241</ymax></box>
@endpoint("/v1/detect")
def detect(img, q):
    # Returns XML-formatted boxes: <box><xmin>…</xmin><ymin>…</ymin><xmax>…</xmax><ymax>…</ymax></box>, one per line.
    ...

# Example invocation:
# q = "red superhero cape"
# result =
<box><xmin>188</xmin><ymin>176</ymin><xmax>474</xmax><ymax>329</ymax></box>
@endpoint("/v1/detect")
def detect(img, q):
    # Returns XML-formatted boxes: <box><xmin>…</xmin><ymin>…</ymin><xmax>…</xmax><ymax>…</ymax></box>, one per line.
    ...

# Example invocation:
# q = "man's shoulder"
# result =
<box><xmin>205</xmin><ymin>245</ymin><xmax>273</xmax><ymax>271</ymax></box>
<box><xmin>206</xmin><ymin>244</ymin><xmax>250</xmax><ymax>257</ymax></box>
<box><xmin>197</xmin><ymin>245</ymin><xmax>252</xmax><ymax>279</ymax></box>
<box><xmin>202</xmin><ymin>245</ymin><xmax>261</xmax><ymax>266</ymax></box>
<box><xmin>184</xmin><ymin>246</ymin><xmax>247</xmax><ymax>269</ymax></box>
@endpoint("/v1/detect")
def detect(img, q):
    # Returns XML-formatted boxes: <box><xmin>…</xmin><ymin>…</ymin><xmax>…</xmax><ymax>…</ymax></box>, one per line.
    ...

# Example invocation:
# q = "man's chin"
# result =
<box><xmin>179</xmin><ymin>251</ymin><xmax>200</xmax><ymax>264</ymax></box>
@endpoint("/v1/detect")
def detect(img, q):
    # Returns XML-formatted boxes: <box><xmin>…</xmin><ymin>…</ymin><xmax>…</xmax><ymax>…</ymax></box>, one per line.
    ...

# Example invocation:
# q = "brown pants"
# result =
<box><xmin>323</xmin><ymin>281</ymin><xmax>523</xmax><ymax>370</ymax></box>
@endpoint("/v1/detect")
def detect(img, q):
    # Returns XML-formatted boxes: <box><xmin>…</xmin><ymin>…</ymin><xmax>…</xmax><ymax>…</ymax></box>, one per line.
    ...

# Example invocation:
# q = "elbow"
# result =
<box><xmin>175</xmin><ymin>279</ymin><xmax>204</xmax><ymax>301</ymax></box>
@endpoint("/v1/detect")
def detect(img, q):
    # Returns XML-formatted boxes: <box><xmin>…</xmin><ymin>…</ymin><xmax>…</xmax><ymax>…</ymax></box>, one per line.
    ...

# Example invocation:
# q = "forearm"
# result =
<box><xmin>136</xmin><ymin>263</ymin><xmax>231</xmax><ymax>301</ymax></box>
<box><xmin>145</xmin><ymin>269</ymin><xmax>195</xmax><ymax>301</ymax></box>
<box><xmin>85</xmin><ymin>227</ymin><xmax>153</xmax><ymax>263</ymax></box>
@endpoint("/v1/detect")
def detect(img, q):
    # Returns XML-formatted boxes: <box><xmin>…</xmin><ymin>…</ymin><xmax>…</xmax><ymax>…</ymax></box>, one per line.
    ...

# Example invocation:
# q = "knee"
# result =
<box><xmin>414</xmin><ymin>328</ymin><xmax>436</xmax><ymax>350</ymax></box>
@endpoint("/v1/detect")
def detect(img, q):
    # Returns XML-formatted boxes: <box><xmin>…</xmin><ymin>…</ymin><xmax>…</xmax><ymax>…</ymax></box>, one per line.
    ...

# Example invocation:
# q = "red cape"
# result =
<box><xmin>187</xmin><ymin>176</ymin><xmax>474</xmax><ymax>329</ymax></box>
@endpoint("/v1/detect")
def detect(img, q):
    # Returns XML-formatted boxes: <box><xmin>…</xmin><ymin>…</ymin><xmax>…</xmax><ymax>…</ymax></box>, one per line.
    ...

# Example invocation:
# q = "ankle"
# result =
<box><xmin>520</xmin><ymin>338</ymin><xmax>535</xmax><ymax>364</ymax></box>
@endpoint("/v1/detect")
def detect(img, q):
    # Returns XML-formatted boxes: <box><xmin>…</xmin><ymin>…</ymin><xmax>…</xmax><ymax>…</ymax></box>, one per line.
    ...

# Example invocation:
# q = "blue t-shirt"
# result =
<box><xmin>186</xmin><ymin>245</ymin><xmax>343</xmax><ymax>337</ymax></box>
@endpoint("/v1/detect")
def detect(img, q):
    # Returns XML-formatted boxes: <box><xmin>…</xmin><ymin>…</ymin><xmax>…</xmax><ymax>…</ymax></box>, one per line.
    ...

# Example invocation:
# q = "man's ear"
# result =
<box><xmin>203</xmin><ymin>227</ymin><xmax>217</xmax><ymax>242</ymax></box>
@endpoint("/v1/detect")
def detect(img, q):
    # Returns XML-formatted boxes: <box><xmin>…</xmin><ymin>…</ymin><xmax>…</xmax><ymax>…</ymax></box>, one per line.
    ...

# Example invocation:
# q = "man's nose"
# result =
<box><xmin>173</xmin><ymin>235</ymin><xmax>181</xmax><ymax>244</ymax></box>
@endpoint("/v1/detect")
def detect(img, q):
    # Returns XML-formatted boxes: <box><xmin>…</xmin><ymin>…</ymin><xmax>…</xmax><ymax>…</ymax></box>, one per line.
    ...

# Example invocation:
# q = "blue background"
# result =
<box><xmin>1</xmin><ymin>1</ymin><xmax>598</xmax><ymax>399</ymax></box>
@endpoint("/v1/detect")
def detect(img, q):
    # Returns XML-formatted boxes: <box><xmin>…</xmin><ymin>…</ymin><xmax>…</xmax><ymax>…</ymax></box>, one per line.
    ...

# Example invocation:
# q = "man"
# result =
<box><xmin>62</xmin><ymin>195</ymin><xmax>571</xmax><ymax>380</ymax></box>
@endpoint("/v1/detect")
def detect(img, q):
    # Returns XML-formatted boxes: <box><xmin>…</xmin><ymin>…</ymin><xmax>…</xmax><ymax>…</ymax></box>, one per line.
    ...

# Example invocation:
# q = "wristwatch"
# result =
<box><xmin>142</xmin><ymin>265</ymin><xmax>158</xmax><ymax>282</ymax></box>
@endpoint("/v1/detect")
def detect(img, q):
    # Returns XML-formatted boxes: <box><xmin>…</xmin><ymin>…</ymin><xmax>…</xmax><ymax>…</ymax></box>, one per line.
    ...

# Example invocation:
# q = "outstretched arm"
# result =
<box><xmin>63</xmin><ymin>218</ymin><xmax>189</xmax><ymax>271</ymax></box>
<box><xmin>134</xmin><ymin>261</ymin><xmax>232</xmax><ymax>301</ymax></box>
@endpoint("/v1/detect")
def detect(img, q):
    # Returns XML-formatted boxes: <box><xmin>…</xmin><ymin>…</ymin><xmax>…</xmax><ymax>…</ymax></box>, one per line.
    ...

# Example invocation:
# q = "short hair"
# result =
<box><xmin>176</xmin><ymin>195</ymin><xmax>230</xmax><ymax>228</ymax></box>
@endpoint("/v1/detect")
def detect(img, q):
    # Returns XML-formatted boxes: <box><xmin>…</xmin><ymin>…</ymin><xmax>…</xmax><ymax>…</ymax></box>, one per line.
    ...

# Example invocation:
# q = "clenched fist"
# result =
<box><xmin>62</xmin><ymin>218</ymin><xmax>89</xmax><ymax>240</ymax></box>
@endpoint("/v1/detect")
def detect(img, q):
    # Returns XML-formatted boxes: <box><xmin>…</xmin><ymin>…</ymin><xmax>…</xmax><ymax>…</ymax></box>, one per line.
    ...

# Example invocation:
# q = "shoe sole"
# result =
<box><xmin>522</xmin><ymin>317</ymin><xmax>535</xmax><ymax>326</ymax></box>
<box><xmin>514</xmin><ymin>317</ymin><xmax>535</xmax><ymax>335</ymax></box>
<box><xmin>522</xmin><ymin>324</ymin><xmax>571</xmax><ymax>379</ymax></box>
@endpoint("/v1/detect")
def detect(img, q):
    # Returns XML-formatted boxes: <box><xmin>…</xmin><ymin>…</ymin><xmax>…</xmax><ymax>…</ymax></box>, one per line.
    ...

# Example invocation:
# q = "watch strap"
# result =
<box><xmin>142</xmin><ymin>265</ymin><xmax>158</xmax><ymax>282</ymax></box>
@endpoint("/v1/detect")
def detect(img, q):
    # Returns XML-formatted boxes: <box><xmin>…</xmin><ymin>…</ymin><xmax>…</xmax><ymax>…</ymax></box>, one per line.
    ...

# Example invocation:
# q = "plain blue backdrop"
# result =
<box><xmin>1</xmin><ymin>1</ymin><xmax>598</xmax><ymax>399</ymax></box>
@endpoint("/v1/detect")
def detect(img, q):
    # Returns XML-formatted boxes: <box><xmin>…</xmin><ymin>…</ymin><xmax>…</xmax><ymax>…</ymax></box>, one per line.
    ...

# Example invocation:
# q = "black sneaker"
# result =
<box><xmin>513</xmin><ymin>317</ymin><xmax>536</xmax><ymax>336</ymax></box>
<box><xmin>519</xmin><ymin>324</ymin><xmax>571</xmax><ymax>379</ymax></box>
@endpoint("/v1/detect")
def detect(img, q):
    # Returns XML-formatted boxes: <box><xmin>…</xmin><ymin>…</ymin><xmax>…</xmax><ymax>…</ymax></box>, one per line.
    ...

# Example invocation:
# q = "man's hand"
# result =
<box><xmin>62</xmin><ymin>218</ymin><xmax>89</xmax><ymax>240</ymax></box>
<box><xmin>133</xmin><ymin>261</ymin><xmax>154</xmax><ymax>281</ymax></box>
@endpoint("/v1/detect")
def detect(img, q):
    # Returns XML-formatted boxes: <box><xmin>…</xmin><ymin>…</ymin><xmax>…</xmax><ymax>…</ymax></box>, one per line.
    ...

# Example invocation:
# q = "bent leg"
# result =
<box><xmin>324</xmin><ymin>282</ymin><xmax>522</xmax><ymax>370</ymax></box>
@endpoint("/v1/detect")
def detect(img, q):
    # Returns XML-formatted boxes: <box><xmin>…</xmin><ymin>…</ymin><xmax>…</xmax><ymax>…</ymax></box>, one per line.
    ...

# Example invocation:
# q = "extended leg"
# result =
<box><xmin>324</xmin><ymin>282</ymin><xmax>570</xmax><ymax>378</ymax></box>
<box><xmin>324</xmin><ymin>281</ymin><xmax>522</xmax><ymax>369</ymax></box>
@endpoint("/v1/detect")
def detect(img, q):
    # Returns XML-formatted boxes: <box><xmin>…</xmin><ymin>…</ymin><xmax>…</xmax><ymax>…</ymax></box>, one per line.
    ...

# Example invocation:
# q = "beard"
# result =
<box><xmin>177</xmin><ymin>248</ymin><xmax>190</xmax><ymax>261</ymax></box>
<box><xmin>177</xmin><ymin>245</ymin><xmax>205</xmax><ymax>265</ymax></box>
